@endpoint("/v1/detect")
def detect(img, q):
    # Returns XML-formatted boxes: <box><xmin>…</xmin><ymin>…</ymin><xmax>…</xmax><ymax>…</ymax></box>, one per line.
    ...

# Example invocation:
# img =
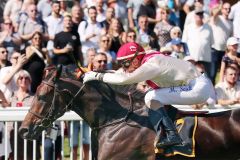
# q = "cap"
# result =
<box><xmin>226</xmin><ymin>37</ymin><xmax>239</xmax><ymax>46</ymax></box>
<box><xmin>171</xmin><ymin>38</ymin><xmax>183</xmax><ymax>45</ymax></box>
<box><xmin>116</xmin><ymin>42</ymin><xmax>145</xmax><ymax>60</ymax></box>
<box><xmin>194</xmin><ymin>8</ymin><xmax>204</xmax><ymax>15</ymax></box>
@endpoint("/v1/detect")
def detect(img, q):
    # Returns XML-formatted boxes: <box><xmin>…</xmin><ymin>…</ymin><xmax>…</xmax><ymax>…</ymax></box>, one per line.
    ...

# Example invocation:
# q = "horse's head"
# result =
<box><xmin>19</xmin><ymin>65</ymin><xmax>80</xmax><ymax>140</ymax></box>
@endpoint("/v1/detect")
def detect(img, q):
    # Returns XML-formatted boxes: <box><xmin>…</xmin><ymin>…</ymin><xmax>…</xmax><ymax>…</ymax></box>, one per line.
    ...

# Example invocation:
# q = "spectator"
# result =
<box><xmin>11</xmin><ymin>70</ymin><xmax>33</xmax><ymax>107</ymax></box>
<box><xmin>127</xmin><ymin>0</ymin><xmax>144</xmax><ymax>30</ymax></box>
<box><xmin>93</xmin><ymin>52</ymin><xmax>108</xmax><ymax>71</ymax></box>
<box><xmin>101</xmin><ymin>7</ymin><xmax>115</xmax><ymax>31</ymax></box>
<box><xmin>96</xmin><ymin>0</ymin><xmax>106</xmax><ymax>23</ymax></box>
<box><xmin>0</xmin><ymin>18</ymin><xmax>21</xmax><ymax>58</ymax></box>
<box><xmin>54</xmin><ymin>14</ymin><xmax>82</xmax><ymax>65</ymax></box>
<box><xmin>182</xmin><ymin>8</ymin><xmax>213</xmax><ymax>78</ymax></box>
<box><xmin>0</xmin><ymin>46</ymin><xmax>11</xmax><ymax>69</ymax></box>
<box><xmin>229</xmin><ymin>0</ymin><xmax>240</xmax><ymax>53</ymax></box>
<box><xmin>219</xmin><ymin>37</ymin><xmax>240</xmax><ymax>82</ymax></box>
<box><xmin>170</xmin><ymin>26</ymin><xmax>182</xmax><ymax>40</ymax></box>
<box><xmin>78</xmin><ymin>6</ymin><xmax>102</xmax><ymax>65</ymax></box>
<box><xmin>170</xmin><ymin>38</ymin><xmax>187</xmax><ymax>59</ymax></box>
<box><xmin>59</xmin><ymin>0</ymin><xmax>68</xmax><ymax>15</ymax></box>
<box><xmin>18</xmin><ymin>4</ymin><xmax>46</xmax><ymax>44</ymax></box>
<box><xmin>44</xmin><ymin>0</ymin><xmax>64</xmax><ymax>63</ymax></box>
<box><xmin>108</xmin><ymin>18</ymin><xmax>125</xmax><ymax>55</ymax></box>
<box><xmin>154</xmin><ymin>6</ymin><xmax>174</xmax><ymax>47</ymax></box>
<box><xmin>3</xmin><ymin>0</ymin><xmax>23</xmax><ymax>30</ymax></box>
<box><xmin>184</xmin><ymin>0</ymin><xmax>209</xmax><ymax>29</ymax></box>
<box><xmin>37</xmin><ymin>0</ymin><xmax>52</xmax><ymax>19</ymax></box>
<box><xmin>137</xmin><ymin>15</ymin><xmax>159</xmax><ymax>50</ymax></box>
<box><xmin>71</xmin><ymin>5</ymin><xmax>84</xmax><ymax>33</ymax></box>
<box><xmin>16</xmin><ymin>0</ymin><xmax>35</xmax><ymax>32</ymax></box>
<box><xmin>97</xmin><ymin>34</ymin><xmax>116</xmax><ymax>69</ymax></box>
<box><xmin>126</xmin><ymin>28</ymin><xmax>137</xmax><ymax>43</ymax></box>
<box><xmin>165</xmin><ymin>27</ymin><xmax>190</xmax><ymax>56</ymax></box>
<box><xmin>0</xmin><ymin>51</ymin><xmax>27</xmax><ymax>101</ymax></box>
<box><xmin>209</xmin><ymin>2</ymin><xmax>233</xmax><ymax>84</ymax></box>
<box><xmin>9</xmin><ymin>69</ymin><xmax>41</xmax><ymax>160</ymax></box>
<box><xmin>215</xmin><ymin>66</ymin><xmax>240</xmax><ymax>106</ymax></box>
<box><xmin>138</xmin><ymin>0</ymin><xmax>158</xmax><ymax>31</ymax></box>
<box><xmin>23</xmin><ymin>32</ymin><xmax>49</xmax><ymax>93</ymax></box>
<box><xmin>86</xmin><ymin>48</ymin><xmax>97</xmax><ymax>66</ymax></box>
<box><xmin>107</xmin><ymin>0</ymin><xmax>128</xmax><ymax>30</ymax></box>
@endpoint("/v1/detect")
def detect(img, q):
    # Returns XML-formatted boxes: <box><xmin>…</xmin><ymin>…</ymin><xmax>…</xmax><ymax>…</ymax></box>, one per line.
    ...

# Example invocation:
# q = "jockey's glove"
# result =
<box><xmin>83</xmin><ymin>71</ymin><xmax>104</xmax><ymax>83</ymax></box>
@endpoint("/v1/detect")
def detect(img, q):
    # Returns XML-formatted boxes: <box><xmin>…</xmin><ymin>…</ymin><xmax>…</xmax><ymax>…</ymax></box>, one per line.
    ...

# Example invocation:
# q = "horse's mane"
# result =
<box><xmin>109</xmin><ymin>83</ymin><xmax>145</xmax><ymax>100</ymax></box>
<box><xmin>49</xmin><ymin>65</ymin><xmax>146</xmax><ymax>102</ymax></box>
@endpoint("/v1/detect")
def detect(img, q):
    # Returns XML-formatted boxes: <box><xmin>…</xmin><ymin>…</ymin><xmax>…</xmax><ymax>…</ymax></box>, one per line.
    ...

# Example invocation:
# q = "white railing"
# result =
<box><xmin>1</xmin><ymin>105</ymin><xmax>238</xmax><ymax>160</ymax></box>
<box><xmin>0</xmin><ymin>107</ymin><xmax>91</xmax><ymax>160</ymax></box>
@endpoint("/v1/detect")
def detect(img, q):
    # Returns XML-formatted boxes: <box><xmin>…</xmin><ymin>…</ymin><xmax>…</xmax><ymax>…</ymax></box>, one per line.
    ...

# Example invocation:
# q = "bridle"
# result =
<box><xmin>28</xmin><ymin>69</ymin><xmax>138</xmax><ymax>134</ymax></box>
<box><xmin>28</xmin><ymin>78</ymin><xmax>86</xmax><ymax>130</ymax></box>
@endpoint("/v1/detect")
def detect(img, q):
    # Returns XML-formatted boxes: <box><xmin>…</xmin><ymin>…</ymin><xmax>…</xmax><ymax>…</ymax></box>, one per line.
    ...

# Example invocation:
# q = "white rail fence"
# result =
<box><xmin>0</xmin><ymin>107</ymin><xmax>91</xmax><ymax>160</ymax></box>
<box><xmin>1</xmin><ymin>105</ymin><xmax>238</xmax><ymax>160</ymax></box>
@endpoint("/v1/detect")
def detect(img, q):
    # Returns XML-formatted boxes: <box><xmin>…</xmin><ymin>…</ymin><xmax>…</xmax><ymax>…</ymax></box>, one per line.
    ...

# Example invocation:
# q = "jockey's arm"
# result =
<box><xmin>102</xmin><ymin>60</ymin><xmax>159</xmax><ymax>85</ymax></box>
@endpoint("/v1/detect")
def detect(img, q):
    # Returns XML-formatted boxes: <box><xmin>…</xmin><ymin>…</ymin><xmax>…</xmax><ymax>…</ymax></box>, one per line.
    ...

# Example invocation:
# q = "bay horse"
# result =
<box><xmin>19</xmin><ymin>65</ymin><xmax>240</xmax><ymax>160</ymax></box>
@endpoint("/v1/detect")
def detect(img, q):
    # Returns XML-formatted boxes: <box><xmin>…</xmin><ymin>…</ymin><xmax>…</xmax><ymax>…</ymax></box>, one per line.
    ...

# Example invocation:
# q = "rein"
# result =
<box><xmin>29</xmin><ymin>79</ymin><xmax>86</xmax><ymax>128</ymax></box>
<box><xmin>29</xmin><ymin>73</ymin><xmax>138</xmax><ymax>132</ymax></box>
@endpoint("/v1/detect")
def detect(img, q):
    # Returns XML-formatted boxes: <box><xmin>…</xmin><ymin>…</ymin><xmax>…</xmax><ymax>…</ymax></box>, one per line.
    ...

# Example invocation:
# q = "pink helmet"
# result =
<box><xmin>116</xmin><ymin>42</ymin><xmax>145</xmax><ymax>61</ymax></box>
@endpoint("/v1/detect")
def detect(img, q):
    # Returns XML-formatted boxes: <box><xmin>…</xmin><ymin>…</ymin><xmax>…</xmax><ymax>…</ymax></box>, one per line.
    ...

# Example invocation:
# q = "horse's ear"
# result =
<box><xmin>55</xmin><ymin>64</ymin><xmax>62</xmax><ymax>82</ymax></box>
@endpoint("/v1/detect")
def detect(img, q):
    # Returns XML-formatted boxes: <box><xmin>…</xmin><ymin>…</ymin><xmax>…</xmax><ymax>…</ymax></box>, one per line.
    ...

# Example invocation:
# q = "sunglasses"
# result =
<box><xmin>97</xmin><ymin>60</ymin><xmax>107</xmax><ymax>64</ymax></box>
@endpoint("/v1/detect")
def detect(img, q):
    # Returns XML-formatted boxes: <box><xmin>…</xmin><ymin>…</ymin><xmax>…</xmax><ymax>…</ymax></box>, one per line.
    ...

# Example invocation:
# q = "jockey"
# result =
<box><xmin>83</xmin><ymin>42</ymin><xmax>211</xmax><ymax>148</ymax></box>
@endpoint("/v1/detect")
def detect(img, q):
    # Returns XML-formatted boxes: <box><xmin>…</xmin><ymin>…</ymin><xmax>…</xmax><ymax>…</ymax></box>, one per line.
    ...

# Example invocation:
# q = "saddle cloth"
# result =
<box><xmin>155</xmin><ymin>116</ymin><xmax>197</xmax><ymax>158</ymax></box>
<box><xmin>173</xmin><ymin>104</ymin><xmax>239</xmax><ymax>114</ymax></box>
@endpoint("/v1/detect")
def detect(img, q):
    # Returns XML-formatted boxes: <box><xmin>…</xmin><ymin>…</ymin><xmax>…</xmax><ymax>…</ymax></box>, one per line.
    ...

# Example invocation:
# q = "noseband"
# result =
<box><xmin>29</xmin><ymin>79</ymin><xmax>85</xmax><ymax>129</ymax></box>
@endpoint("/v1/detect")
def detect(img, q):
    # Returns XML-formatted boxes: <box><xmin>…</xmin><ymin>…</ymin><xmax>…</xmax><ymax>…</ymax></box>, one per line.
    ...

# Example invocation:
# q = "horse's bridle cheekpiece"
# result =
<box><xmin>28</xmin><ymin>68</ymin><xmax>86</xmax><ymax>133</ymax></box>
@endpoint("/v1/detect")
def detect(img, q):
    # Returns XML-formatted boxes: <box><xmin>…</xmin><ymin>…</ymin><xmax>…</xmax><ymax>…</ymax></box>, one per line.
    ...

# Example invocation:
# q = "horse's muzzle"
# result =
<box><xmin>18</xmin><ymin>127</ymin><xmax>34</xmax><ymax>140</ymax></box>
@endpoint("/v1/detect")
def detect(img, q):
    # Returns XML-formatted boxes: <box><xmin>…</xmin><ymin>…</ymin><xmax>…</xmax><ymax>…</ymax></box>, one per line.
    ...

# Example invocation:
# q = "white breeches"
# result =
<box><xmin>144</xmin><ymin>75</ymin><xmax>211</xmax><ymax>109</ymax></box>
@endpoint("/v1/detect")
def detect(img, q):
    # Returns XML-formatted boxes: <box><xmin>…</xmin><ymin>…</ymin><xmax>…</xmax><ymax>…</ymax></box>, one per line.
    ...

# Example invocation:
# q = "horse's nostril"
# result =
<box><xmin>19</xmin><ymin>127</ymin><xmax>29</xmax><ymax>138</ymax></box>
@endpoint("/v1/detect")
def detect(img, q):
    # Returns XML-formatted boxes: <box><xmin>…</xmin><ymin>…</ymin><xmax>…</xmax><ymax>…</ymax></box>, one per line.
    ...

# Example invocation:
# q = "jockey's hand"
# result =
<box><xmin>83</xmin><ymin>71</ymin><xmax>104</xmax><ymax>83</ymax></box>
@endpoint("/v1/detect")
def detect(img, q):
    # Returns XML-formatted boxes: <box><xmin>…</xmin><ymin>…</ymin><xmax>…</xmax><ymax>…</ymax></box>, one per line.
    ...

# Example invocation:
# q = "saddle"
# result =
<box><xmin>173</xmin><ymin>104</ymin><xmax>238</xmax><ymax>115</ymax></box>
<box><xmin>155</xmin><ymin>104</ymin><xmax>237</xmax><ymax>158</ymax></box>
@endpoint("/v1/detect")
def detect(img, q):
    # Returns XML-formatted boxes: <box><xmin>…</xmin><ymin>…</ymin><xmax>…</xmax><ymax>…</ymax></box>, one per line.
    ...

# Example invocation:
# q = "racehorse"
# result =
<box><xmin>19</xmin><ymin>65</ymin><xmax>240</xmax><ymax>160</ymax></box>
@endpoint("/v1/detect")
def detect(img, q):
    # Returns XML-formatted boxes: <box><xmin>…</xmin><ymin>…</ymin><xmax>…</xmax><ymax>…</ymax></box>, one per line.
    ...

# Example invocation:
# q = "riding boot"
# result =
<box><xmin>147</xmin><ymin>108</ymin><xmax>163</xmax><ymax>147</ymax></box>
<box><xmin>155</xmin><ymin>108</ymin><xmax>182</xmax><ymax>148</ymax></box>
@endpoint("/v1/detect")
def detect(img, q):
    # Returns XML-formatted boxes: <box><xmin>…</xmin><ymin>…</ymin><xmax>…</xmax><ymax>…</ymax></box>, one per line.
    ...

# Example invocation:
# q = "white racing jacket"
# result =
<box><xmin>102</xmin><ymin>52</ymin><xmax>201</xmax><ymax>88</ymax></box>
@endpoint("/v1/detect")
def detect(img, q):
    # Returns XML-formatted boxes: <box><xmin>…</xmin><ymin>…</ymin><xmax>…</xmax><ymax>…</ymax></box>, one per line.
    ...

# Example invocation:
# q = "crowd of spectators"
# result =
<box><xmin>0</xmin><ymin>0</ymin><xmax>240</xmax><ymax>159</ymax></box>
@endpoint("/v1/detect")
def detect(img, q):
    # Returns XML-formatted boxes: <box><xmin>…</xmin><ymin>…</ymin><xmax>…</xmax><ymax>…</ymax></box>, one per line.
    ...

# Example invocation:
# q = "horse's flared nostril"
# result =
<box><xmin>19</xmin><ymin>127</ymin><xmax>29</xmax><ymax>139</ymax></box>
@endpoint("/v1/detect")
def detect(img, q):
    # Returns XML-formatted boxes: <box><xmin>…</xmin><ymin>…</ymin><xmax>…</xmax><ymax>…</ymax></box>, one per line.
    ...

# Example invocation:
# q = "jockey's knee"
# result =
<box><xmin>145</xmin><ymin>90</ymin><xmax>164</xmax><ymax>110</ymax></box>
<box><xmin>145</xmin><ymin>99</ymin><xmax>164</xmax><ymax>110</ymax></box>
